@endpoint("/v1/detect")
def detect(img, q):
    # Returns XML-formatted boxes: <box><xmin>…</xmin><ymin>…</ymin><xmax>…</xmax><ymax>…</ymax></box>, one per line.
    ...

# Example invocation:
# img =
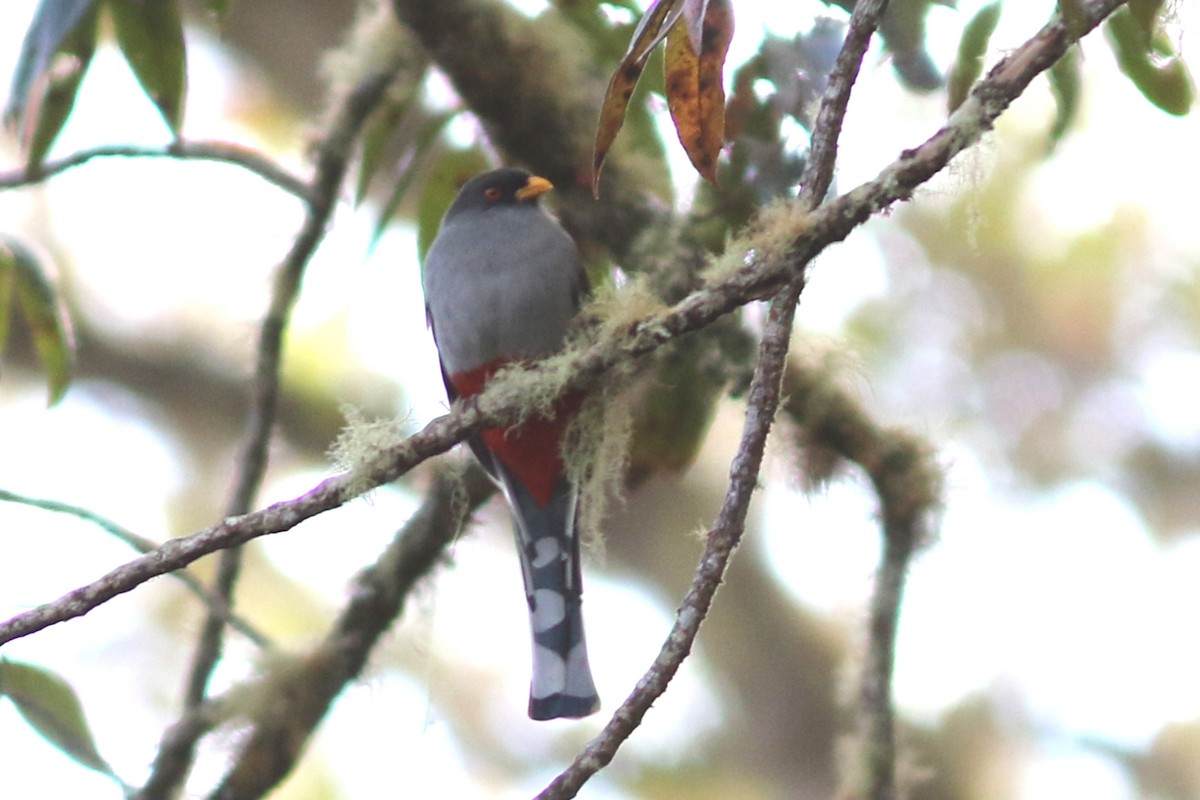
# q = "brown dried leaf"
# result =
<box><xmin>591</xmin><ymin>0</ymin><xmax>685</xmax><ymax>194</ymax></box>
<box><xmin>663</xmin><ymin>0</ymin><xmax>732</xmax><ymax>184</ymax></box>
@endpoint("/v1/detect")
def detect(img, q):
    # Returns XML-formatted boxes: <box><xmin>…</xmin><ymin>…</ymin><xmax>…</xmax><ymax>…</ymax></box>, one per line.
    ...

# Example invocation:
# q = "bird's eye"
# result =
<box><xmin>483</xmin><ymin>187</ymin><xmax>502</xmax><ymax>202</ymax></box>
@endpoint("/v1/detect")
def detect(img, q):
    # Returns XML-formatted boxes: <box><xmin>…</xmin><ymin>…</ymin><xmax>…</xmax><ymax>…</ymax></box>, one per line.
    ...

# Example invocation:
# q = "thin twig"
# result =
<box><xmin>0</xmin><ymin>141</ymin><xmax>313</xmax><ymax>203</ymax></box>
<box><xmin>799</xmin><ymin>0</ymin><xmax>891</xmax><ymax>209</ymax></box>
<box><xmin>780</xmin><ymin>351</ymin><xmax>942</xmax><ymax>800</ymax></box>
<box><xmin>0</xmin><ymin>489</ymin><xmax>270</xmax><ymax>647</ymax></box>
<box><xmin>0</xmin><ymin>0</ymin><xmax>1127</xmax><ymax>651</ymax></box>
<box><xmin>135</xmin><ymin>65</ymin><xmax>406</xmax><ymax>800</ymax></box>
<box><xmin>859</xmin><ymin>513</ymin><xmax>918</xmax><ymax>800</ymax></box>
<box><xmin>795</xmin><ymin>1</ymin><xmax>905</xmax><ymax>796</ymax></box>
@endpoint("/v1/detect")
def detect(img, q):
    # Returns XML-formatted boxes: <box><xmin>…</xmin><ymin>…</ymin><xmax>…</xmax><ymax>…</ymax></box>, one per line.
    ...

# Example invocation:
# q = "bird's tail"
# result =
<box><xmin>504</xmin><ymin>476</ymin><xmax>600</xmax><ymax>721</ymax></box>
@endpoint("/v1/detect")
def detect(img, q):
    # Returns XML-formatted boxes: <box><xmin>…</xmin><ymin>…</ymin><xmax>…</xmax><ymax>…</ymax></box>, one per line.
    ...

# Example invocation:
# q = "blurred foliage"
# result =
<box><xmin>1046</xmin><ymin>41</ymin><xmax>1082</xmax><ymax>148</ymax></box>
<box><xmin>0</xmin><ymin>235</ymin><xmax>74</xmax><ymax>405</ymax></box>
<box><xmin>4</xmin><ymin>0</ymin><xmax>98</xmax><ymax>170</ymax></box>
<box><xmin>1105</xmin><ymin>3</ymin><xmax>1194</xmax><ymax>115</ymax></box>
<box><xmin>947</xmin><ymin>2</ymin><xmax>1000</xmax><ymax>112</ymax></box>
<box><xmin>108</xmin><ymin>0</ymin><xmax>188</xmax><ymax>134</ymax></box>
<box><xmin>6</xmin><ymin>0</ymin><xmax>188</xmax><ymax>167</ymax></box>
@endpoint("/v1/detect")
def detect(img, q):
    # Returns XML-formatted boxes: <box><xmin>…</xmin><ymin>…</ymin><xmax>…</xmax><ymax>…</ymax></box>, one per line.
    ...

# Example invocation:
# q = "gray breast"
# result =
<box><xmin>423</xmin><ymin>205</ymin><xmax>584</xmax><ymax>375</ymax></box>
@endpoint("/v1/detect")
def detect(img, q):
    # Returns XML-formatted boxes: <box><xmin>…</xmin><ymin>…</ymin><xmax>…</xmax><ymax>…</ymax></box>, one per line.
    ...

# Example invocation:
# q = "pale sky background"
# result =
<box><xmin>2</xmin><ymin>1</ymin><xmax>1199</xmax><ymax>798</ymax></box>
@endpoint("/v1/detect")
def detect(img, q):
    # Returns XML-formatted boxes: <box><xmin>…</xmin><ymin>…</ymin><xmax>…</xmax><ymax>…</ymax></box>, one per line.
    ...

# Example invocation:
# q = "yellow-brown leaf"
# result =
<box><xmin>663</xmin><ymin>0</ymin><xmax>732</xmax><ymax>184</ymax></box>
<box><xmin>591</xmin><ymin>0</ymin><xmax>685</xmax><ymax>194</ymax></box>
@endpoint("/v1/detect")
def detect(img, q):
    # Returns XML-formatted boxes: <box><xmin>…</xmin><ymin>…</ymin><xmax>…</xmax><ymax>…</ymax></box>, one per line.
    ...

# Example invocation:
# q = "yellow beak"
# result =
<box><xmin>515</xmin><ymin>175</ymin><xmax>554</xmax><ymax>201</ymax></box>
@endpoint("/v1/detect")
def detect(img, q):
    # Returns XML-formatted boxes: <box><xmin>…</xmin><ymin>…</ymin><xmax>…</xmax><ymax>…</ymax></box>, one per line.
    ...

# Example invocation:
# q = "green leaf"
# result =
<box><xmin>416</xmin><ymin>149</ymin><xmax>492</xmax><ymax>268</ymax></box>
<box><xmin>946</xmin><ymin>2</ymin><xmax>1001</xmax><ymax>113</ymax></box>
<box><xmin>107</xmin><ymin>0</ymin><xmax>188</xmax><ymax>135</ymax></box>
<box><xmin>1047</xmin><ymin>43</ymin><xmax>1081</xmax><ymax>149</ymax></box>
<box><xmin>0</xmin><ymin>658</ymin><xmax>114</xmax><ymax>778</ymax></box>
<box><xmin>0</xmin><ymin>236</ymin><xmax>76</xmax><ymax>405</ymax></box>
<box><xmin>5</xmin><ymin>0</ymin><xmax>99</xmax><ymax>170</ymax></box>
<box><xmin>1127</xmin><ymin>0</ymin><xmax>1166</xmax><ymax>41</ymax></box>
<box><xmin>1105</xmin><ymin>8</ymin><xmax>1194</xmax><ymax>116</ymax></box>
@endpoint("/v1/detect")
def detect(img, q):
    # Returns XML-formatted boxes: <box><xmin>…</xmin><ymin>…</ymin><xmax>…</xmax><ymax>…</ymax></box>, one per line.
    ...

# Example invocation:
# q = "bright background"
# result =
<box><xmin>2</xmin><ymin>1</ymin><xmax>1200</xmax><ymax>798</ymax></box>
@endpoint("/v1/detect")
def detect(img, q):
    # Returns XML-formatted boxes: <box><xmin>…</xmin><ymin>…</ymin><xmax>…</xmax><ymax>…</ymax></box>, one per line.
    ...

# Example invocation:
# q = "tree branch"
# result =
<box><xmin>135</xmin><ymin>53</ymin><xmax>416</xmax><ymax>800</ymax></box>
<box><xmin>0</xmin><ymin>0</ymin><xmax>1125</xmax><ymax>655</ymax></box>
<box><xmin>0</xmin><ymin>489</ymin><xmax>270</xmax><ymax>646</ymax></box>
<box><xmin>537</xmin><ymin>274</ymin><xmax>805</xmax><ymax>799</ymax></box>
<box><xmin>780</xmin><ymin>352</ymin><xmax>942</xmax><ymax>800</ymax></box>
<box><xmin>799</xmin><ymin>0</ymin><xmax>891</xmax><ymax>209</ymax></box>
<box><xmin>794</xmin><ymin>1</ymin><xmax>906</xmax><ymax>796</ymax></box>
<box><xmin>206</xmin><ymin>462</ymin><xmax>495</xmax><ymax>800</ymax></box>
<box><xmin>0</xmin><ymin>141</ymin><xmax>313</xmax><ymax>203</ymax></box>
<box><xmin>536</xmin><ymin>1</ymin><xmax>898</xmax><ymax>793</ymax></box>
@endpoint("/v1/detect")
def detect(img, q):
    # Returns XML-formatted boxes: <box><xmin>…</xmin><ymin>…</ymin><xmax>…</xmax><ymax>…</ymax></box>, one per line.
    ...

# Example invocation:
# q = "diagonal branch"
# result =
<box><xmin>0</xmin><ymin>0</ymin><xmax>1127</xmax><ymax>652</ymax></box>
<box><xmin>206</xmin><ymin>461</ymin><xmax>495</xmax><ymax>800</ymax></box>
<box><xmin>535</xmin><ymin>3</ymin><xmax>894</xmax><ymax>796</ymax></box>
<box><xmin>536</xmin><ymin>276</ymin><xmax>806</xmax><ymax>800</ymax></box>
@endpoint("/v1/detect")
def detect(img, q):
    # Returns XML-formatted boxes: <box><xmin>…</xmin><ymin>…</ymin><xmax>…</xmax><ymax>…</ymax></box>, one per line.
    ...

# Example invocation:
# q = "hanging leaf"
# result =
<box><xmin>4</xmin><ymin>0</ymin><xmax>94</xmax><ymax>120</ymax></box>
<box><xmin>4</xmin><ymin>0</ymin><xmax>99</xmax><ymax>170</ymax></box>
<box><xmin>107</xmin><ymin>0</ymin><xmax>188</xmax><ymax>135</ymax></box>
<box><xmin>946</xmin><ymin>3</ymin><xmax>1001</xmax><ymax>113</ymax></box>
<box><xmin>1047</xmin><ymin>43</ymin><xmax>1081</xmax><ymax>149</ymax></box>
<box><xmin>663</xmin><ymin>0</ymin><xmax>733</xmax><ymax>184</ymax></box>
<box><xmin>0</xmin><ymin>659</ymin><xmax>115</xmax><ymax>778</ymax></box>
<box><xmin>0</xmin><ymin>236</ymin><xmax>76</xmax><ymax>405</ymax></box>
<box><xmin>592</xmin><ymin>0</ymin><xmax>686</xmax><ymax>193</ymax></box>
<box><xmin>1105</xmin><ymin>7</ymin><xmax>1194</xmax><ymax>116</ymax></box>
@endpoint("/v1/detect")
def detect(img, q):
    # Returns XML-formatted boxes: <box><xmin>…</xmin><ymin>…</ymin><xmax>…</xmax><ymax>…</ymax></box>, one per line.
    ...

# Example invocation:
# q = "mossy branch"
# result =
<box><xmin>206</xmin><ymin>461</ymin><xmax>494</xmax><ymax>800</ymax></box>
<box><xmin>0</xmin><ymin>0</ymin><xmax>1127</xmax><ymax>654</ymax></box>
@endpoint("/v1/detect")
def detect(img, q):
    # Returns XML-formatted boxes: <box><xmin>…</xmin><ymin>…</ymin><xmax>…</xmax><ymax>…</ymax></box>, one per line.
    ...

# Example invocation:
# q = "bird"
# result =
<box><xmin>421</xmin><ymin>167</ymin><xmax>600</xmax><ymax>720</ymax></box>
